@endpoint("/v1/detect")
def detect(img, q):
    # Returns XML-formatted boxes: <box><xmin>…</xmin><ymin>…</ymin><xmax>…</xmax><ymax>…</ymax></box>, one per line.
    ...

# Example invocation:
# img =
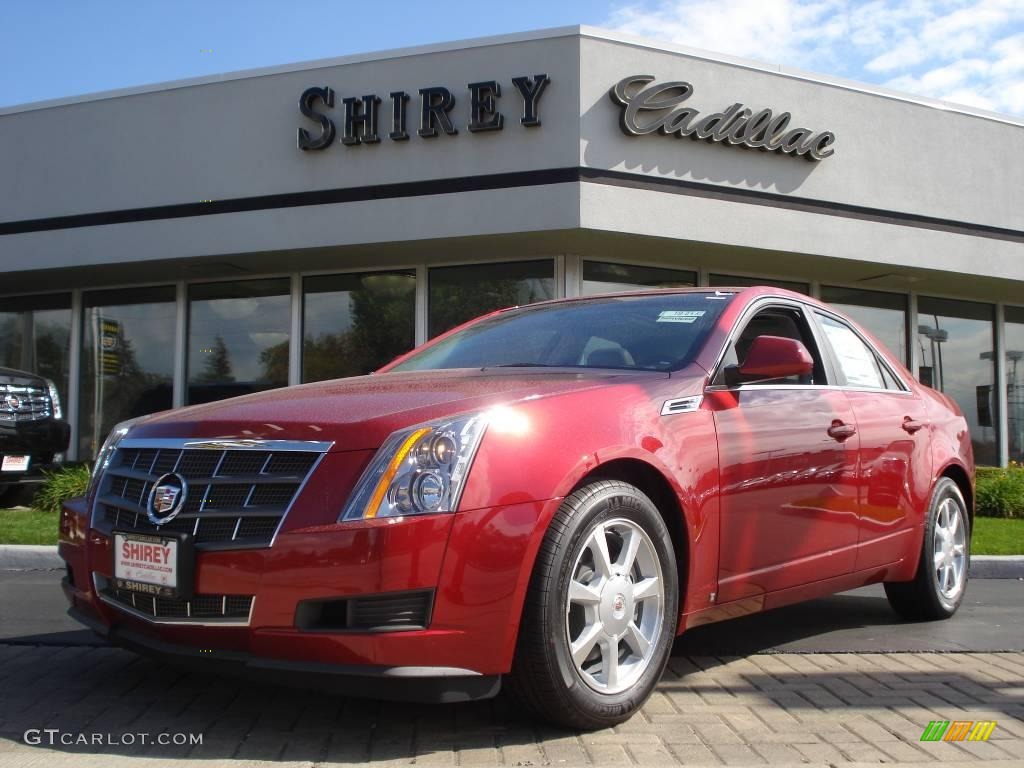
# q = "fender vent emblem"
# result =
<box><xmin>661</xmin><ymin>396</ymin><xmax>703</xmax><ymax>416</ymax></box>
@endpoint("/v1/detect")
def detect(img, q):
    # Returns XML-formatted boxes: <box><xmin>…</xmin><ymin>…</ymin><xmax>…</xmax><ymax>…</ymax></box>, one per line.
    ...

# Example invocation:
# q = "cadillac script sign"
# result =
<box><xmin>610</xmin><ymin>75</ymin><xmax>836</xmax><ymax>161</ymax></box>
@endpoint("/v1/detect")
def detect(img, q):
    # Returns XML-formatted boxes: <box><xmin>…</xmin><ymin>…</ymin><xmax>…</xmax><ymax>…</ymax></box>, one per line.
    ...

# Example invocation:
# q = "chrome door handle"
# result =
<box><xmin>827</xmin><ymin>421</ymin><xmax>856</xmax><ymax>441</ymax></box>
<box><xmin>902</xmin><ymin>417</ymin><xmax>926</xmax><ymax>434</ymax></box>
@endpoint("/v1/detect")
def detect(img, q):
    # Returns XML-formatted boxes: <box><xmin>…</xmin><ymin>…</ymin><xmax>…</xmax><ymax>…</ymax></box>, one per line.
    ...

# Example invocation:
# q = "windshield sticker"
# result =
<box><xmin>657</xmin><ymin>310</ymin><xmax>706</xmax><ymax>323</ymax></box>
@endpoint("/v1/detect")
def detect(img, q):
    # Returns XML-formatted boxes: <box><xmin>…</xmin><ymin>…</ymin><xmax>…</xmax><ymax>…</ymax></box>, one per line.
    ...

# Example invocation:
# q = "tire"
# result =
<box><xmin>508</xmin><ymin>480</ymin><xmax>679</xmax><ymax>730</ymax></box>
<box><xmin>884</xmin><ymin>477</ymin><xmax>970</xmax><ymax>621</ymax></box>
<box><xmin>0</xmin><ymin>484</ymin><xmax>29</xmax><ymax>509</ymax></box>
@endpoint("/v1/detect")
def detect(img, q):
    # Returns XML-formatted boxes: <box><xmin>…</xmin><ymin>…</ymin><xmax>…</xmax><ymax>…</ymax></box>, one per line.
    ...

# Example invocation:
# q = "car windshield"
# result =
<box><xmin>389</xmin><ymin>292</ymin><xmax>734</xmax><ymax>372</ymax></box>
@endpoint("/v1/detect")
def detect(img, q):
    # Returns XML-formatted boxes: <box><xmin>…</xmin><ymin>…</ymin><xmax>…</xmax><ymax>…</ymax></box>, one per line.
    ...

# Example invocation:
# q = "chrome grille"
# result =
<box><xmin>91</xmin><ymin>439</ymin><xmax>327</xmax><ymax>549</ymax></box>
<box><xmin>0</xmin><ymin>383</ymin><xmax>52</xmax><ymax>423</ymax></box>
<box><xmin>94</xmin><ymin>575</ymin><xmax>253</xmax><ymax>623</ymax></box>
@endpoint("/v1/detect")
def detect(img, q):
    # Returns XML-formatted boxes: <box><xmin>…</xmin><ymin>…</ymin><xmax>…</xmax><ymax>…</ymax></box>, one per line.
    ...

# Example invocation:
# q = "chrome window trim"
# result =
<box><xmin>92</xmin><ymin>573</ymin><xmax>254</xmax><ymax>627</ymax></box>
<box><xmin>705</xmin><ymin>296</ymin><xmax>816</xmax><ymax>386</ymax></box>
<box><xmin>705</xmin><ymin>383</ymin><xmax>914</xmax><ymax>396</ymax></box>
<box><xmin>810</xmin><ymin>307</ymin><xmax>912</xmax><ymax>393</ymax></box>
<box><xmin>705</xmin><ymin>295</ymin><xmax>915</xmax><ymax>396</ymax></box>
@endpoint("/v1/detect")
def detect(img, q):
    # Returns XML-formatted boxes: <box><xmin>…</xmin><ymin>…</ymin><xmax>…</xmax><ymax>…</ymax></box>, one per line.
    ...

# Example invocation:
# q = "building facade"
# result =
<box><xmin>2</xmin><ymin>27</ymin><xmax>1022</xmax><ymax>464</ymax></box>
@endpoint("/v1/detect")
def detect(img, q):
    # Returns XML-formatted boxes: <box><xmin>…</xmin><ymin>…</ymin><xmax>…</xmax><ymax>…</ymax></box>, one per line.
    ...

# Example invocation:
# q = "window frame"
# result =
<box><xmin>707</xmin><ymin>297</ymin><xmax>838</xmax><ymax>389</ymax></box>
<box><xmin>811</xmin><ymin>307</ymin><xmax>912</xmax><ymax>394</ymax></box>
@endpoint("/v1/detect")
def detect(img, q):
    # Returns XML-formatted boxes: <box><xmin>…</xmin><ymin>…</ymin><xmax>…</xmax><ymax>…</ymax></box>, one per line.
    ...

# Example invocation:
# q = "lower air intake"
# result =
<box><xmin>295</xmin><ymin>590</ymin><xmax>434</xmax><ymax>632</ymax></box>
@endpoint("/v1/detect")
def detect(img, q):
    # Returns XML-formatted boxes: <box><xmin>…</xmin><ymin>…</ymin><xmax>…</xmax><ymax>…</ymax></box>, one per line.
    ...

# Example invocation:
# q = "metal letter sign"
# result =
<box><xmin>297</xmin><ymin>76</ymin><xmax>550</xmax><ymax>151</ymax></box>
<box><xmin>610</xmin><ymin>75</ymin><xmax>836</xmax><ymax>161</ymax></box>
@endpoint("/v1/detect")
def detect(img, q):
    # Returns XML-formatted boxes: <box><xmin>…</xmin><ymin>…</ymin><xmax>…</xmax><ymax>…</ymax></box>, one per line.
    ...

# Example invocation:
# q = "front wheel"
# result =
<box><xmin>884</xmin><ymin>477</ymin><xmax>970</xmax><ymax>621</ymax></box>
<box><xmin>509</xmin><ymin>480</ymin><xmax>679</xmax><ymax>730</ymax></box>
<box><xmin>0</xmin><ymin>484</ymin><xmax>29</xmax><ymax>509</ymax></box>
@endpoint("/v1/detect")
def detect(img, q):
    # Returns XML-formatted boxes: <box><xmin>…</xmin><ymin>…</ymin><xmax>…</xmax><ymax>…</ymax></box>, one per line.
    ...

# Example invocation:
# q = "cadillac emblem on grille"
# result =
<box><xmin>4</xmin><ymin>394</ymin><xmax>20</xmax><ymax>410</ymax></box>
<box><xmin>147</xmin><ymin>473</ymin><xmax>188</xmax><ymax>525</ymax></box>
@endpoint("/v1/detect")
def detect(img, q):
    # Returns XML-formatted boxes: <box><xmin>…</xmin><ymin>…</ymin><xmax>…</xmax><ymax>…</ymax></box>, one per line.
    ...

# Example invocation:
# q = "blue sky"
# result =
<box><xmin>3</xmin><ymin>1</ymin><xmax>1022</xmax><ymax>116</ymax></box>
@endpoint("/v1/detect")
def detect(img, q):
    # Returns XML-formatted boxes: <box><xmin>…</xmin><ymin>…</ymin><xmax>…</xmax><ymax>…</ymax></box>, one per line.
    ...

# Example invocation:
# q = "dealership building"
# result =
<box><xmin>1</xmin><ymin>26</ymin><xmax>1022</xmax><ymax>465</ymax></box>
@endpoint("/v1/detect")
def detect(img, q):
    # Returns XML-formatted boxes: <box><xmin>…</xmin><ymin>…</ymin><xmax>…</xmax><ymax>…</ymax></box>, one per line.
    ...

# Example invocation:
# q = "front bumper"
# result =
<box><xmin>60</xmin><ymin>494</ymin><xmax>553</xmax><ymax>699</ymax></box>
<box><xmin>0</xmin><ymin>418</ymin><xmax>70</xmax><ymax>485</ymax></box>
<box><xmin>66</xmin><ymin>601</ymin><xmax>499</xmax><ymax>703</ymax></box>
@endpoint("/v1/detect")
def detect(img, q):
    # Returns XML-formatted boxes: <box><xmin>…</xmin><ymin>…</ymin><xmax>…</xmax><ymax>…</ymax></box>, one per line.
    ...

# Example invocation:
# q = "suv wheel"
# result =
<box><xmin>509</xmin><ymin>480</ymin><xmax>678</xmax><ymax>729</ymax></box>
<box><xmin>884</xmin><ymin>477</ymin><xmax>970</xmax><ymax>620</ymax></box>
<box><xmin>0</xmin><ymin>484</ymin><xmax>29</xmax><ymax>509</ymax></box>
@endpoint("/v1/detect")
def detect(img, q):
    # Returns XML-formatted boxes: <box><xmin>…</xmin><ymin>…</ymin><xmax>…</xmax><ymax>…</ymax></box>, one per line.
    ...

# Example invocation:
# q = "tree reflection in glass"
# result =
<box><xmin>301</xmin><ymin>271</ymin><xmax>416</xmax><ymax>382</ymax></box>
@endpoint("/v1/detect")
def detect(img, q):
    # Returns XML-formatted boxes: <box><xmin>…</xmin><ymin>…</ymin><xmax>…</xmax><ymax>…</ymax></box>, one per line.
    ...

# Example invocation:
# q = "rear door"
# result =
<box><xmin>709</xmin><ymin>300</ymin><xmax>860</xmax><ymax>603</ymax></box>
<box><xmin>812</xmin><ymin>311</ymin><xmax>932</xmax><ymax>570</ymax></box>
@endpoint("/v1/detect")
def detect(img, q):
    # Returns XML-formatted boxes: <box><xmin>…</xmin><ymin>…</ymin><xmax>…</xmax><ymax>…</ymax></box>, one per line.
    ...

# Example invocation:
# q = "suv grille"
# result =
<box><xmin>0</xmin><ymin>383</ymin><xmax>52</xmax><ymax>423</ymax></box>
<box><xmin>91</xmin><ymin>441</ymin><xmax>325</xmax><ymax>549</ymax></box>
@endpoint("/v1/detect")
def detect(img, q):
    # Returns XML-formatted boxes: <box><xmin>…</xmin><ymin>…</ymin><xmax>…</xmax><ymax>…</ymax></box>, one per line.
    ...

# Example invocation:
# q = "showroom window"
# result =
<box><xmin>708</xmin><ymin>274</ymin><xmax>810</xmax><ymax>294</ymax></box>
<box><xmin>428</xmin><ymin>260</ymin><xmax>554</xmax><ymax>338</ymax></box>
<box><xmin>917</xmin><ymin>296</ymin><xmax>998</xmax><ymax>466</ymax></box>
<box><xmin>820</xmin><ymin>286</ymin><xmax>909</xmax><ymax>365</ymax></box>
<box><xmin>1005</xmin><ymin>305</ymin><xmax>1024</xmax><ymax>463</ymax></box>
<box><xmin>303</xmin><ymin>270</ymin><xmax>416</xmax><ymax>381</ymax></box>
<box><xmin>80</xmin><ymin>287</ymin><xmax>175</xmax><ymax>458</ymax></box>
<box><xmin>0</xmin><ymin>293</ymin><xmax>72</xmax><ymax>409</ymax></box>
<box><xmin>581</xmin><ymin>261</ymin><xmax>696</xmax><ymax>295</ymax></box>
<box><xmin>188</xmin><ymin>279</ymin><xmax>290</xmax><ymax>405</ymax></box>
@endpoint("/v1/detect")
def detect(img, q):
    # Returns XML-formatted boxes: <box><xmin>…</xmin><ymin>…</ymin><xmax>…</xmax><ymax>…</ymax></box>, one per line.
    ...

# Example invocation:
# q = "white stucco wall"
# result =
<box><xmin>1</xmin><ymin>26</ymin><xmax>1021</xmax><ymax>290</ymax></box>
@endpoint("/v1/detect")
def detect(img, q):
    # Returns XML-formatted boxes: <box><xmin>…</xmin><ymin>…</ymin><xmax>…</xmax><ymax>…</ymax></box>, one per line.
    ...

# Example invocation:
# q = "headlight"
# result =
<box><xmin>86</xmin><ymin>417</ymin><xmax>143</xmax><ymax>500</ymax></box>
<box><xmin>44</xmin><ymin>379</ymin><xmax>62</xmax><ymax>420</ymax></box>
<box><xmin>339</xmin><ymin>413</ymin><xmax>489</xmax><ymax>521</ymax></box>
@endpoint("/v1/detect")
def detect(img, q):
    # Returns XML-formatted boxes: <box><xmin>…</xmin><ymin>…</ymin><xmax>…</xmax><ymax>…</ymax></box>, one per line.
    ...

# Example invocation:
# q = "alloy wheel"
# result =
<box><xmin>564</xmin><ymin>517</ymin><xmax>665</xmax><ymax>695</ymax></box>
<box><xmin>933</xmin><ymin>496</ymin><xmax>967</xmax><ymax>599</ymax></box>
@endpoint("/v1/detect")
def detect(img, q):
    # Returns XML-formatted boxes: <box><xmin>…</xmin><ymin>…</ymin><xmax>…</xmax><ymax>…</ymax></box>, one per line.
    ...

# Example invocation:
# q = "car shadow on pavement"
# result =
<box><xmin>673</xmin><ymin>591</ymin><xmax>902</xmax><ymax>656</ymax></box>
<box><xmin>1</xmin><ymin>641</ymin><xmax>1022</xmax><ymax>763</ymax></box>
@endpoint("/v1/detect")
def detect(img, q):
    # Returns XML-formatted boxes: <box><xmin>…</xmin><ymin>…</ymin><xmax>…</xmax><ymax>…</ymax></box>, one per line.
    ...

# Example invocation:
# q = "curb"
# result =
<box><xmin>970</xmin><ymin>554</ymin><xmax>1024</xmax><ymax>579</ymax></box>
<box><xmin>0</xmin><ymin>545</ymin><xmax>63</xmax><ymax>571</ymax></box>
<box><xmin>0</xmin><ymin>546</ymin><xmax>1022</xmax><ymax>577</ymax></box>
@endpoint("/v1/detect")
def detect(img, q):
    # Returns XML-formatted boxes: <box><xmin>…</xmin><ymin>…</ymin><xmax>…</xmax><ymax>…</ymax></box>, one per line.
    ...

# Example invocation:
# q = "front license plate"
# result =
<box><xmin>1</xmin><ymin>455</ymin><xmax>30</xmax><ymax>472</ymax></box>
<box><xmin>113</xmin><ymin>531</ymin><xmax>193</xmax><ymax>599</ymax></box>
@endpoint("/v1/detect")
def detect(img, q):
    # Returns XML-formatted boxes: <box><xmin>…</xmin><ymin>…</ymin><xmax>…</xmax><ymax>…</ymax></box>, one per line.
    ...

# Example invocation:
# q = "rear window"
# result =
<box><xmin>389</xmin><ymin>292</ymin><xmax>733</xmax><ymax>372</ymax></box>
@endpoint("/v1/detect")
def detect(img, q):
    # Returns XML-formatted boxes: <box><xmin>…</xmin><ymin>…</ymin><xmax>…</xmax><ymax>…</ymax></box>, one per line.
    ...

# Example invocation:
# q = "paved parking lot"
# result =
<box><xmin>0</xmin><ymin>645</ymin><xmax>1022</xmax><ymax>767</ymax></box>
<box><xmin>0</xmin><ymin>572</ymin><xmax>1021</xmax><ymax>766</ymax></box>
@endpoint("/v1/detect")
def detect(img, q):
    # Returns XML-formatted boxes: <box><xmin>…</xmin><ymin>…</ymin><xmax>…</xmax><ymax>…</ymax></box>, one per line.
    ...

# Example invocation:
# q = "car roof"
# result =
<box><xmin>504</xmin><ymin>285</ymin><xmax>816</xmax><ymax>309</ymax></box>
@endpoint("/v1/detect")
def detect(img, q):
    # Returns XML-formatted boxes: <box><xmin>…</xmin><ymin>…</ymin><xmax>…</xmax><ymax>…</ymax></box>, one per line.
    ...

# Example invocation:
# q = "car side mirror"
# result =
<box><xmin>724</xmin><ymin>335</ymin><xmax>814</xmax><ymax>386</ymax></box>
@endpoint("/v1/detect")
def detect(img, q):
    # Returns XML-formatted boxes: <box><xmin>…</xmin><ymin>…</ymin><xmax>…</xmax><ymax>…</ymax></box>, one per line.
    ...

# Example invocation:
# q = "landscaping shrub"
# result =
<box><xmin>33</xmin><ymin>464</ymin><xmax>91</xmax><ymax>515</ymax></box>
<box><xmin>975</xmin><ymin>463</ymin><xmax>1024</xmax><ymax>519</ymax></box>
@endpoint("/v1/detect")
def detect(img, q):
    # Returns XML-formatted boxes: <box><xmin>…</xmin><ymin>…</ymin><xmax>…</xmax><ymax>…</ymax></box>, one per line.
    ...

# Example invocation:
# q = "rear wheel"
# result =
<box><xmin>509</xmin><ymin>480</ymin><xmax>678</xmax><ymax>729</ymax></box>
<box><xmin>884</xmin><ymin>477</ymin><xmax>970</xmax><ymax>620</ymax></box>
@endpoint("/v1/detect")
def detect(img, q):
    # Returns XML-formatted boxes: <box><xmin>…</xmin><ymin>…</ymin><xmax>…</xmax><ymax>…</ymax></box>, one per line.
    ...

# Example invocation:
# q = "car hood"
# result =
<box><xmin>0</xmin><ymin>367</ymin><xmax>46</xmax><ymax>387</ymax></box>
<box><xmin>130</xmin><ymin>368</ymin><xmax>671</xmax><ymax>451</ymax></box>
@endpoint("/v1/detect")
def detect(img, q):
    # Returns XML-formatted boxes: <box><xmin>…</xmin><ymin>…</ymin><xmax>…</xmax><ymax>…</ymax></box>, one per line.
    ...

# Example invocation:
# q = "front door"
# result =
<box><xmin>709</xmin><ymin>303</ymin><xmax>860</xmax><ymax>604</ymax></box>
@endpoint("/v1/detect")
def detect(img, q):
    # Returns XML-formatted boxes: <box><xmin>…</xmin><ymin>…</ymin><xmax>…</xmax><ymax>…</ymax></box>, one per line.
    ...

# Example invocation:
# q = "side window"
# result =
<box><xmin>816</xmin><ymin>313</ymin><xmax>886</xmax><ymax>389</ymax></box>
<box><xmin>877</xmin><ymin>357</ymin><xmax>904</xmax><ymax>391</ymax></box>
<box><xmin>717</xmin><ymin>305</ymin><xmax>827</xmax><ymax>385</ymax></box>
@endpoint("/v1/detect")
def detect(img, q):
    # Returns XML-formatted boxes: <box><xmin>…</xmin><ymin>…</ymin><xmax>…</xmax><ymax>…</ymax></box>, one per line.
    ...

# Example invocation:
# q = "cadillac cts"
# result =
<box><xmin>60</xmin><ymin>287</ymin><xmax>973</xmax><ymax>729</ymax></box>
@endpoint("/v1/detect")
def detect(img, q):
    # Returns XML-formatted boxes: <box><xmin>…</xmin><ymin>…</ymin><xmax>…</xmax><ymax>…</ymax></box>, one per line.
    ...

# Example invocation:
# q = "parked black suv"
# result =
<box><xmin>0</xmin><ymin>367</ymin><xmax>70</xmax><ymax>507</ymax></box>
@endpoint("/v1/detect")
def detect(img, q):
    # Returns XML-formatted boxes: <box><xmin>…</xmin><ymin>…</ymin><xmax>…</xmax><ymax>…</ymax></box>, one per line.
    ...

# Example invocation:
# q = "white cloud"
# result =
<box><xmin>605</xmin><ymin>0</ymin><xmax>1024</xmax><ymax>116</ymax></box>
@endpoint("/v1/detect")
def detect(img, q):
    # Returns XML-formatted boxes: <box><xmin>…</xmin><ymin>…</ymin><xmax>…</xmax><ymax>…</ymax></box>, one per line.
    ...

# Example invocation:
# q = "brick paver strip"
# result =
<box><xmin>0</xmin><ymin>647</ymin><xmax>1021</xmax><ymax>766</ymax></box>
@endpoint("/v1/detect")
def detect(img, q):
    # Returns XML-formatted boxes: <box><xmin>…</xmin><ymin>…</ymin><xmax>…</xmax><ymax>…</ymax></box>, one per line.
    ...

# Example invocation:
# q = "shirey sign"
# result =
<box><xmin>610</xmin><ymin>75</ymin><xmax>837</xmax><ymax>161</ymax></box>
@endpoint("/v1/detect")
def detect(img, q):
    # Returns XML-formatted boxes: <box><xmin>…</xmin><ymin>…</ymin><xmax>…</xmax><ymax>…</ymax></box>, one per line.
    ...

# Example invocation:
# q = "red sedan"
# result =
<box><xmin>60</xmin><ymin>286</ymin><xmax>973</xmax><ymax>729</ymax></box>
